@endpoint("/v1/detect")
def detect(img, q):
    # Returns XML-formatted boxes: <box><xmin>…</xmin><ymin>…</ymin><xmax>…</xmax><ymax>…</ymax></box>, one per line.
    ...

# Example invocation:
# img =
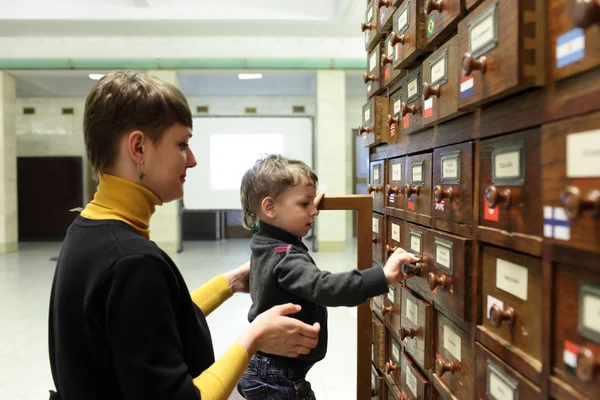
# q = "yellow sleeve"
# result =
<box><xmin>190</xmin><ymin>275</ymin><xmax>233</xmax><ymax>317</ymax></box>
<box><xmin>193</xmin><ymin>344</ymin><xmax>249</xmax><ymax>400</ymax></box>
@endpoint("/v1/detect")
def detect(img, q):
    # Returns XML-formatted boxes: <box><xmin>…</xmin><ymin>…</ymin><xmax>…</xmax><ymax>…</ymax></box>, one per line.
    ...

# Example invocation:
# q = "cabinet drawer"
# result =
<box><xmin>478</xmin><ymin>129</ymin><xmax>543</xmax><ymax>256</ymax></box>
<box><xmin>370</xmin><ymin>160</ymin><xmax>387</xmax><ymax>213</ymax></box>
<box><xmin>373</xmin><ymin>363</ymin><xmax>388</xmax><ymax>399</ymax></box>
<box><xmin>401</xmin><ymin>67</ymin><xmax>424</xmax><ymax>135</ymax></box>
<box><xmin>386</xmin><ymin>156</ymin><xmax>406</xmax><ymax>216</ymax></box>
<box><xmin>361</xmin><ymin>97</ymin><xmax>391</xmax><ymax>148</ymax></box>
<box><xmin>364</xmin><ymin>0</ymin><xmax>386</xmax><ymax>52</ymax></box>
<box><xmin>553</xmin><ymin>263</ymin><xmax>600</xmax><ymax>399</ymax></box>
<box><xmin>432</xmin><ymin>142</ymin><xmax>474</xmax><ymax>235</ymax></box>
<box><xmin>392</xmin><ymin>1</ymin><xmax>428</xmax><ymax>70</ymax></box>
<box><xmin>541</xmin><ymin>112</ymin><xmax>600</xmax><ymax>255</ymax></box>
<box><xmin>549</xmin><ymin>0</ymin><xmax>600</xmax><ymax>82</ymax></box>
<box><xmin>387</xmin><ymin>334</ymin><xmax>405</xmax><ymax>388</ymax></box>
<box><xmin>475</xmin><ymin>343</ymin><xmax>542</xmax><ymax>399</ymax></box>
<box><xmin>383</xmin><ymin>33</ymin><xmax>405</xmax><ymax>89</ymax></box>
<box><xmin>401</xmin><ymin>287</ymin><xmax>434</xmax><ymax>371</ymax></box>
<box><xmin>401</xmin><ymin>351</ymin><xmax>433</xmax><ymax>400</ymax></box>
<box><xmin>387</xmin><ymin>88</ymin><xmax>404</xmax><ymax>143</ymax></box>
<box><xmin>382</xmin><ymin>282</ymin><xmax>403</xmax><ymax>334</ymax></box>
<box><xmin>422</xmin><ymin>36</ymin><xmax>464</xmax><ymax>129</ymax></box>
<box><xmin>433</xmin><ymin>312</ymin><xmax>474</xmax><ymax>400</ymax></box>
<box><xmin>404</xmin><ymin>222</ymin><xmax>432</xmax><ymax>297</ymax></box>
<box><xmin>366</xmin><ymin>41</ymin><xmax>387</xmax><ymax>98</ymax></box>
<box><xmin>405</xmin><ymin>153</ymin><xmax>433</xmax><ymax>226</ymax></box>
<box><xmin>374</xmin><ymin>315</ymin><xmax>388</xmax><ymax>371</ymax></box>
<box><xmin>479</xmin><ymin>245</ymin><xmax>543</xmax><ymax>385</ymax></box>
<box><xmin>380</xmin><ymin>1</ymin><xmax>397</xmax><ymax>32</ymax></box>
<box><xmin>373</xmin><ymin>212</ymin><xmax>386</xmax><ymax>265</ymax></box>
<box><xmin>423</xmin><ymin>0</ymin><xmax>464</xmax><ymax>49</ymax></box>
<box><xmin>386</xmin><ymin>217</ymin><xmax>405</xmax><ymax>260</ymax></box>
<box><xmin>457</xmin><ymin>0</ymin><xmax>545</xmax><ymax>110</ymax></box>
<box><xmin>427</xmin><ymin>229</ymin><xmax>472</xmax><ymax>322</ymax></box>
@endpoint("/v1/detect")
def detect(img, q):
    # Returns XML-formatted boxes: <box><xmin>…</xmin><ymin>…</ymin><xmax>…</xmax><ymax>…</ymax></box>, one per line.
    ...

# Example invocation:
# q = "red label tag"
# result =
<box><xmin>401</xmin><ymin>390</ymin><xmax>408</xmax><ymax>400</ymax></box>
<box><xmin>390</xmin><ymin>123</ymin><xmax>396</xmax><ymax>136</ymax></box>
<box><xmin>484</xmin><ymin>203</ymin><xmax>499</xmax><ymax>221</ymax></box>
<box><xmin>403</xmin><ymin>113</ymin><xmax>410</xmax><ymax>129</ymax></box>
<box><xmin>408</xmin><ymin>196</ymin><xmax>415</xmax><ymax>210</ymax></box>
<box><xmin>423</xmin><ymin>98</ymin><xmax>433</xmax><ymax>119</ymax></box>
<box><xmin>384</xmin><ymin>66</ymin><xmax>391</xmax><ymax>80</ymax></box>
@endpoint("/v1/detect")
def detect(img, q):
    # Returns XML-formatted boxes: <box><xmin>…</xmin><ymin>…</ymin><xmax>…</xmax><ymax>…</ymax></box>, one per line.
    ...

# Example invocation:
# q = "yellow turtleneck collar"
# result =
<box><xmin>80</xmin><ymin>173</ymin><xmax>162</xmax><ymax>239</ymax></box>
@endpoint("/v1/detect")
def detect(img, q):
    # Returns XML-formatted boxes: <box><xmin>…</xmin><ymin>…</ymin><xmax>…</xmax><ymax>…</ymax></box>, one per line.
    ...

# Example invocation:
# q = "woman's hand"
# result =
<box><xmin>237</xmin><ymin>304</ymin><xmax>320</xmax><ymax>357</ymax></box>
<box><xmin>383</xmin><ymin>247</ymin><xmax>421</xmax><ymax>284</ymax></box>
<box><xmin>224</xmin><ymin>261</ymin><xmax>250</xmax><ymax>294</ymax></box>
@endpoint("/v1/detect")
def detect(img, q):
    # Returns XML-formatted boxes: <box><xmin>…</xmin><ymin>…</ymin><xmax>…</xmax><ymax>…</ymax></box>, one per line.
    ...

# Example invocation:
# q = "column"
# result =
<box><xmin>316</xmin><ymin>70</ymin><xmax>348</xmax><ymax>252</ymax></box>
<box><xmin>0</xmin><ymin>72</ymin><xmax>18</xmax><ymax>253</ymax></box>
<box><xmin>147</xmin><ymin>70</ymin><xmax>181</xmax><ymax>254</ymax></box>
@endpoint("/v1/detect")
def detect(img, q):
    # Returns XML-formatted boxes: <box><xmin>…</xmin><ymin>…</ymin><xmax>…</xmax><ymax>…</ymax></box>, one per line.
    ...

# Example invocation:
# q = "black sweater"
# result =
<box><xmin>48</xmin><ymin>216</ymin><xmax>211</xmax><ymax>400</ymax></box>
<box><xmin>248</xmin><ymin>222</ymin><xmax>389</xmax><ymax>367</ymax></box>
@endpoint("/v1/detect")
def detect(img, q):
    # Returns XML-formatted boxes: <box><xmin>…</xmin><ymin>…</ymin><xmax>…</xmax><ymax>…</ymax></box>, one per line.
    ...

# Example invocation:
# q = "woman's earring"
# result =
<box><xmin>138</xmin><ymin>163</ymin><xmax>145</xmax><ymax>181</ymax></box>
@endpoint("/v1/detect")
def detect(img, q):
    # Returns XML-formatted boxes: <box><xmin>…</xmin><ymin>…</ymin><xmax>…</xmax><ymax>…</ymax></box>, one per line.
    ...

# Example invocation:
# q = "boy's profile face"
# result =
<box><xmin>266</xmin><ymin>180</ymin><xmax>319</xmax><ymax>238</ymax></box>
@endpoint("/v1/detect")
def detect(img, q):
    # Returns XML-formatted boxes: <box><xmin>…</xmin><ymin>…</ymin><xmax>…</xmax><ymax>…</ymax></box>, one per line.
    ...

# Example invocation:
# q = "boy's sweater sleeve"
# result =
<box><xmin>273</xmin><ymin>250</ymin><xmax>389</xmax><ymax>307</ymax></box>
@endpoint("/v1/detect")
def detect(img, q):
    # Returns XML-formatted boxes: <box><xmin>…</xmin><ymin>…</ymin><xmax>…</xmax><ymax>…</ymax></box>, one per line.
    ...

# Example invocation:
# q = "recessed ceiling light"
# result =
<box><xmin>89</xmin><ymin>74</ymin><xmax>104</xmax><ymax>80</ymax></box>
<box><xmin>238</xmin><ymin>73</ymin><xmax>263</xmax><ymax>80</ymax></box>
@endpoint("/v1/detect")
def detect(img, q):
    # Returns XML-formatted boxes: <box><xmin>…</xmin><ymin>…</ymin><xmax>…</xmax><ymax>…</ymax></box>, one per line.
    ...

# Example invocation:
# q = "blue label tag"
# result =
<box><xmin>556</xmin><ymin>28</ymin><xmax>585</xmax><ymax>68</ymax></box>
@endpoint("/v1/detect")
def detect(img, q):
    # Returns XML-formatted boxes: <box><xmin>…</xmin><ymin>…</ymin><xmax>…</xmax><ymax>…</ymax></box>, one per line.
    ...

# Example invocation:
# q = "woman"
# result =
<box><xmin>48</xmin><ymin>70</ymin><xmax>320</xmax><ymax>400</ymax></box>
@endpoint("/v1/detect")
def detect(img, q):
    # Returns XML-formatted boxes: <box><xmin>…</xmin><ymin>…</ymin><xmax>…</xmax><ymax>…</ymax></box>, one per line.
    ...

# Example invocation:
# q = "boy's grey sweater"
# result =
<box><xmin>248</xmin><ymin>222</ymin><xmax>389</xmax><ymax>367</ymax></box>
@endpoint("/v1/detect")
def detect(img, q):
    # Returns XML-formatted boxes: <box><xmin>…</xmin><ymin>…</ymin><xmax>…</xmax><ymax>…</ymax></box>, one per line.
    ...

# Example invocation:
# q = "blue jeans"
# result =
<box><xmin>237</xmin><ymin>354</ymin><xmax>317</xmax><ymax>400</ymax></box>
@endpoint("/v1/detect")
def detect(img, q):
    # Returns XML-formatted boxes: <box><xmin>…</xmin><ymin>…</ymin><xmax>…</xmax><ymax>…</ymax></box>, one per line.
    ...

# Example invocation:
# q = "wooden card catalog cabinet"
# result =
<box><xmin>366</xmin><ymin>42</ymin><xmax>386</xmax><ymax>98</ymax></box>
<box><xmin>541</xmin><ymin>112</ymin><xmax>600</xmax><ymax>256</ymax></box>
<box><xmin>479</xmin><ymin>245</ymin><xmax>543</xmax><ymax>385</ymax></box>
<box><xmin>549</xmin><ymin>0</ymin><xmax>600</xmax><ymax>82</ymax></box>
<box><xmin>421</xmin><ymin>36</ymin><xmax>464</xmax><ymax>129</ymax></box>
<box><xmin>432</xmin><ymin>142</ymin><xmax>474</xmax><ymax>237</ymax></box>
<box><xmin>552</xmin><ymin>263</ymin><xmax>600</xmax><ymax>398</ymax></box>
<box><xmin>433</xmin><ymin>313</ymin><xmax>474</xmax><ymax>400</ymax></box>
<box><xmin>478</xmin><ymin>129</ymin><xmax>543</xmax><ymax>257</ymax></box>
<box><xmin>405</xmin><ymin>153</ymin><xmax>433</xmax><ymax>226</ymax></box>
<box><xmin>457</xmin><ymin>0</ymin><xmax>546</xmax><ymax>110</ymax></box>
<box><xmin>387</xmin><ymin>88</ymin><xmax>403</xmax><ymax>142</ymax></box>
<box><xmin>373</xmin><ymin>212</ymin><xmax>386</xmax><ymax>265</ymax></box>
<box><xmin>403</xmin><ymin>222</ymin><xmax>431</xmax><ymax>297</ymax></box>
<box><xmin>386</xmin><ymin>157</ymin><xmax>406</xmax><ymax>216</ymax></box>
<box><xmin>401</xmin><ymin>287</ymin><xmax>433</xmax><ymax>371</ymax></box>
<box><xmin>363</xmin><ymin>0</ymin><xmax>385</xmax><ymax>52</ymax></box>
<box><xmin>401</xmin><ymin>67</ymin><xmax>424</xmax><ymax>135</ymax></box>
<box><xmin>401</xmin><ymin>352</ymin><xmax>433</xmax><ymax>400</ymax></box>
<box><xmin>371</xmin><ymin>160</ymin><xmax>386</xmax><ymax>213</ymax></box>
<box><xmin>360</xmin><ymin>97</ymin><xmax>391</xmax><ymax>148</ymax></box>
<box><xmin>373</xmin><ymin>315</ymin><xmax>388</xmax><ymax>370</ymax></box>
<box><xmin>427</xmin><ymin>230</ymin><xmax>472</xmax><ymax>322</ymax></box>
<box><xmin>382</xmin><ymin>34</ymin><xmax>404</xmax><ymax>89</ymax></box>
<box><xmin>382</xmin><ymin>283</ymin><xmax>402</xmax><ymax>333</ymax></box>
<box><xmin>423</xmin><ymin>0</ymin><xmax>464</xmax><ymax>49</ymax></box>
<box><xmin>475</xmin><ymin>343</ymin><xmax>542</xmax><ymax>399</ymax></box>
<box><xmin>391</xmin><ymin>1</ymin><xmax>428</xmax><ymax>70</ymax></box>
<box><xmin>386</xmin><ymin>335</ymin><xmax>404</xmax><ymax>388</ymax></box>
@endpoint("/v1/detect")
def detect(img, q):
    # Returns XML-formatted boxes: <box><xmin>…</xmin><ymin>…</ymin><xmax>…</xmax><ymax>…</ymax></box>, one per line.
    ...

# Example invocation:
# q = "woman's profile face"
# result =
<box><xmin>141</xmin><ymin>123</ymin><xmax>197</xmax><ymax>203</ymax></box>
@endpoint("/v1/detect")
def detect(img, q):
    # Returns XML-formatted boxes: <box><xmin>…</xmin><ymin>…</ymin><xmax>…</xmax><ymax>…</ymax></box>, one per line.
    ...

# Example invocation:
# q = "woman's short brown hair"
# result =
<box><xmin>84</xmin><ymin>70</ymin><xmax>192</xmax><ymax>176</ymax></box>
<box><xmin>240</xmin><ymin>154</ymin><xmax>318</xmax><ymax>230</ymax></box>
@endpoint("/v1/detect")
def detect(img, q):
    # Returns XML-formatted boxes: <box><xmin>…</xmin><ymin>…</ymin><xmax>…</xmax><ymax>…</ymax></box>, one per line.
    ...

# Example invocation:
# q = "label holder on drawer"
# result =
<box><xmin>578</xmin><ymin>282</ymin><xmax>600</xmax><ymax>344</ymax></box>
<box><xmin>486</xmin><ymin>360</ymin><xmax>519</xmax><ymax>400</ymax></box>
<box><xmin>468</xmin><ymin>2</ymin><xmax>499</xmax><ymax>60</ymax></box>
<box><xmin>410</xmin><ymin>161</ymin><xmax>425</xmax><ymax>186</ymax></box>
<box><xmin>491</xmin><ymin>142</ymin><xmax>525</xmax><ymax>186</ymax></box>
<box><xmin>407</xmin><ymin>72</ymin><xmax>421</xmax><ymax>104</ymax></box>
<box><xmin>434</xmin><ymin>237</ymin><xmax>454</xmax><ymax>275</ymax></box>
<box><xmin>409</xmin><ymin>229</ymin><xmax>423</xmax><ymax>255</ymax></box>
<box><xmin>429</xmin><ymin>49</ymin><xmax>449</xmax><ymax>88</ymax></box>
<box><xmin>396</xmin><ymin>1</ymin><xmax>410</xmax><ymax>36</ymax></box>
<box><xmin>440</xmin><ymin>150</ymin><xmax>461</xmax><ymax>185</ymax></box>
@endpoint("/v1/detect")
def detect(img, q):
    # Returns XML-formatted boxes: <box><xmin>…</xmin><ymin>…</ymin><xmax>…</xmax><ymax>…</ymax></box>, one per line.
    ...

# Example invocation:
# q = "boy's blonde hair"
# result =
<box><xmin>240</xmin><ymin>154</ymin><xmax>318</xmax><ymax>230</ymax></box>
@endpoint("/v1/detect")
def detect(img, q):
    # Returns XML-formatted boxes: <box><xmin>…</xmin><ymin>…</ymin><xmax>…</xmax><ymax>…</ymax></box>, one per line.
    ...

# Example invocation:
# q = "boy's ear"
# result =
<box><xmin>261</xmin><ymin>197</ymin><xmax>276</xmax><ymax>219</ymax></box>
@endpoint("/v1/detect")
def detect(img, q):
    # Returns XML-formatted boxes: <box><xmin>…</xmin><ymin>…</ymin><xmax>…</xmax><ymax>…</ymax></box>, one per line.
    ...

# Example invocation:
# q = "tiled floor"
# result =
<box><xmin>1</xmin><ymin>239</ymin><xmax>360</xmax><ymax>400</ymax></box>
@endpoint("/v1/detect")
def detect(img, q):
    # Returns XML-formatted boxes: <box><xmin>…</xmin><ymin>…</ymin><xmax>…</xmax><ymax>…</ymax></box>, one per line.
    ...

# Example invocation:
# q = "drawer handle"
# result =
<box><xmin>560</xmin><ymin>186</ymin><xmax>600</xmax><ymax>219</ymax></box>
<box><xmin>573</xmin><ymin>0</ymin><xmax>600</xmax><ymax>29</ymax></box>
<box><xmin>390</xmin><ymin>33</ymin><xmax>406</xmax><ymax>46</ymax></box>
<box><xmin>435</xmin><ymin>359</ymin><xmax>461</xmax><ymax>377</ymax></box>
<box><xmin>359</xmin><ymin>125</ymin><xmax>374</xmax><ymax>135</ymax></box>
<box><xmin>379</xmin><ymin>0</ymin><xmax>393</xmax><ymax>7</ymax></box>
<box><xmin>363</xmin><ymin>73</ymin><xmax>379</xmax><ymax>83</ymax></box>
<box><xmin>423</xmin><ymin>82</ymin><xmax>441</xmax><ymax>100</ymax></box>
<box><xmin>434</xmin><ymin>185</ymin><xmax>453</xmax><ymax>202</ymax></box>
<box><xmin>400</xmin><ymin>326</ymin><xmax>417</xmax><ymax>340</ymax></box>
<box><xmin>462</xmin><ymin>52</ymin><xmax>487</xmax><ymax>76</ymax></box>
<box><xmin>385</xmin><ymin>361</ymin><xmax>399</xmax><ymax>374</ymax></box>
<box><xmin>381</xmin><ymin>303</ymin><xmax>394</xmax><ymax>315</ymax></box>
<box><xmin>386</xmin><ymin>184</ymin><xmax>402</xmax><ymax>195</ymax></box>
<box><xmin>404</xmin><ymin>183</ymin><xmax>420</xmax><ymax>197</ymax></box>
<box><xmin>402</xmin><ymin>262</ymin><xmax>422</xmax><ymax>277</ymax></box>
<box><xmin>576</xmin><ymin>347</ymin><xmax>598</xmax><ymax>382</ymax></box>
<box><xmin>401</xmin><ymin>102</ymin><xmax>420</xmax><ymax>116</ymax></box>
<box><xmin>368</xmin><ymin>184</ymin><xmax>382</xmax><ymax>193</ymax></box>
<box><xmin>361</xmin><ymin>22</ymin><xmax>374</xmax><ymax>32</ymax></box>
<box><xmin>428</xmin><ymin>272</ymin><xmax>451</xmax><ymax>290</ymax></box>
<box><xmin>425</xmin><ymin>0</ymin><xmax>444</xmax><ymax>14</ymax></box>
<box><xmin>385</xmin><ymin>244</ymin><xmax>398</xmax><ymax>254</ymax></box>
<box><xmin>381</xmin><ymin>54</ymin><xmax>393</xmax><ymax>66</ymax></box>
<box><xmin>489</xmin><ymin>304</ymin><xmax>515</xmax><ymax>328</ymax></box>
<box><xmin>387</xmin><ymin>114</ymin><xmax>401</xmax><ymax>127</ymax></box>
<box><xmin>485</xmin><ymin>185</ymin><xmax>512</xmax><ymax>209</ymax></box>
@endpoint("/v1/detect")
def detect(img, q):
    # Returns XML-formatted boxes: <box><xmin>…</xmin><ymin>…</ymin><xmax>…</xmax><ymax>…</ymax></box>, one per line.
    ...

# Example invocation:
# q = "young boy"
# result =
<box><xmin>237</xmin><ymin>154</ymin><xmax>420</xmax><ymax>399</ymax></box>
